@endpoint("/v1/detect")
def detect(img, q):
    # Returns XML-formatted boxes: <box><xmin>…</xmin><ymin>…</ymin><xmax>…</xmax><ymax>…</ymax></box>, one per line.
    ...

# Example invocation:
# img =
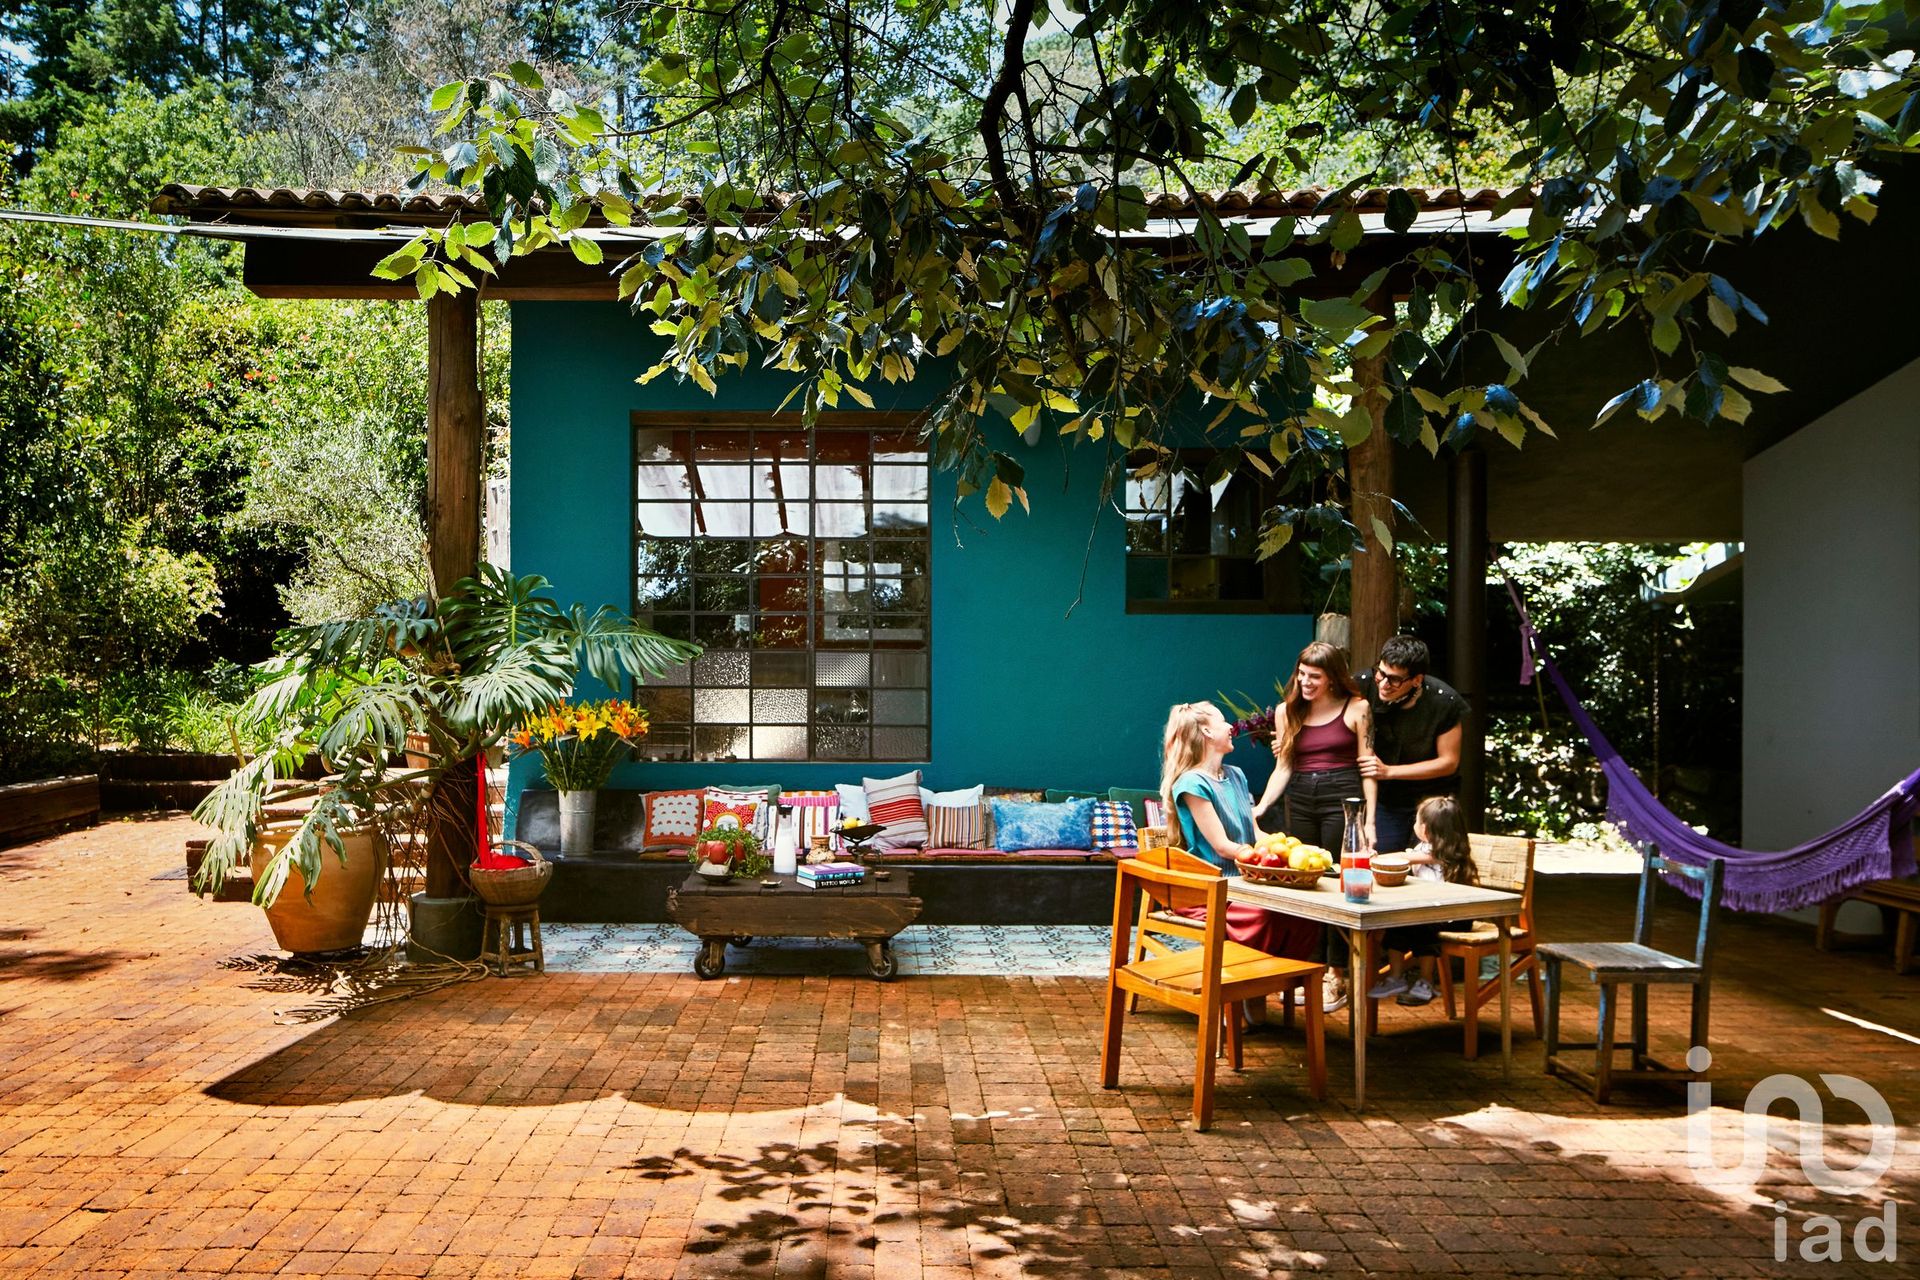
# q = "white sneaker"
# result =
<box><xmin>1397</xmin><ymin>978</ymin><xmax>1437</xmax><ymax>1006</ymax></box>
<box><xmin>1322</xmin><ymin>973</ymin><xmax>1348</xmax><ymax>1013</ymax></box>
<box><xmin>1367</xmin><ymin>974</ymin><xmax>1409</xmax><ymax>1000</ymax></box>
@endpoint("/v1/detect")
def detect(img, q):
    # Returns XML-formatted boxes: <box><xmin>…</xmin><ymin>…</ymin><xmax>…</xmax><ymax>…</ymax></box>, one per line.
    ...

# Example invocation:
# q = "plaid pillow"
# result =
<box><xmin>863</xmin><ymin>769</ymin><xmax>928</xmax><ymax>850</ymax></box>
<box><xmin>1090</xmin><ymin>799</ymin><xmax>1139</xmax><ymax>851</ymax></box>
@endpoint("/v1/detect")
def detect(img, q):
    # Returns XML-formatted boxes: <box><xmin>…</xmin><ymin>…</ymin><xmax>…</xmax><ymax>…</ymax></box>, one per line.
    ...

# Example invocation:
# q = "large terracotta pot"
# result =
<box><xmin>250</xmin><ymin>824</ymin><xmax>384</xmax><ymax>954</ymax></box>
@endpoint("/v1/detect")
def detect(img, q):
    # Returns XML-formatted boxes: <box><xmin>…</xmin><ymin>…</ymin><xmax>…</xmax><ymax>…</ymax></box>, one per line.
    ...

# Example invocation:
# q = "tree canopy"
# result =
<box><xmin>381</xmin><ymin>0</ymin><xmax>1919</xmax><ymax>549</ymax></box>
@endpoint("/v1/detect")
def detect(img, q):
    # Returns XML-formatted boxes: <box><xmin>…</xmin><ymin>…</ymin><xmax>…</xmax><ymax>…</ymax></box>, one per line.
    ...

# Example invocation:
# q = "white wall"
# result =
<box><xmin>1744</xmin><ymin>357</ymin><xmax>1920</xmax><ymax>849</ymax></box>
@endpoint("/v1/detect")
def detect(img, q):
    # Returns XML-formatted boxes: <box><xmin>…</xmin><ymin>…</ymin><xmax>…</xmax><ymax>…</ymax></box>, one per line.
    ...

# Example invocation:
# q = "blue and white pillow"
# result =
<box><xmin>990</xmin><ymin>797</ymin><xmax>1096</xmax><ymax>852</ymax></box>
<box><xmin>1090</xmin><ymin>799</ymin><xmax>1139</xmax><ymax>852</ymax></box>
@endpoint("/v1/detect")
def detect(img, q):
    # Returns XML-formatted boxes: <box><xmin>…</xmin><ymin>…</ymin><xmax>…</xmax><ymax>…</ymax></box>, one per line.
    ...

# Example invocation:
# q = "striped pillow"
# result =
<box><xmin>927</xmin><ymin>800</ymin><xmax>988</xmax><ymax>850</ymax></box>
<box><xmin>863</xmin><ymin>770</ymin><xmax>928</xmax><ymax>850</ymax></box>
<box><xmin>781</xmin><ymin>790</ymin><xmax>840</xmax><ymax>852</ymax></box>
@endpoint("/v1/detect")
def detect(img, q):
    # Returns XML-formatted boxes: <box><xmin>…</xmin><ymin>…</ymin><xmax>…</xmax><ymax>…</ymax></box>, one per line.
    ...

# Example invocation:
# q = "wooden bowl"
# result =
<box><xmin>1371</xmin><ymin>855</ymin><xmax>1410</xmax><ymax>887</ymax></box>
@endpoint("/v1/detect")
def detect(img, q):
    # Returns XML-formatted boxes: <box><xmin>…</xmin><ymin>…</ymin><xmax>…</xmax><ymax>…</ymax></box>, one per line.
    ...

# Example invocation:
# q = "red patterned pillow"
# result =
<box><xmin>643</xmin><ymin>789</ymin><xmax>705</xmax><ymax>848</ymax></box>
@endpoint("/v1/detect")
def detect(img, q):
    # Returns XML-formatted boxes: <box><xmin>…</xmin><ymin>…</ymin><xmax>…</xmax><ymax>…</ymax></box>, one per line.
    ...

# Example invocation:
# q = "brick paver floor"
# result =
<box><xmin>1</xmin><ymin>815</ymin><xmax>1915</xmax><ymax>1277</ymax></box>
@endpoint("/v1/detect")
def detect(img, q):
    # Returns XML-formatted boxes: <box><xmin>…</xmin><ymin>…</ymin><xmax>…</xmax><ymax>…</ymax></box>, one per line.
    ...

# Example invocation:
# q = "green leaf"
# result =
<box><xmin>429</xmin><ymin>82</ymin><xmax>462</xmax><ymax>112</ymax></box>
<box><xmin>1300</xmin><ymin>298</ymin><xmax>1375</xmax><ymax>334</ymax></box>
<box><xmin>1369</xmin><ymin>516</ymin><xmax>1394</xmax><ymax>552</ymax></box>
<box><xmin>509</xmin><ymin>61</ymin><xmax>544</xmax><ymax>90</ymax></box>
<box><xmin>985</xmin><ymin>478</ymin><xmax>1012</xmax><ymax>519</ymax></box>
<box><xmin>1727</xmin><ymin>367</ymin><xmax>1787</xmax><ymax>394</ymax></box>
<box><xmin>1384</xmin><ymin>188</ymin><xmax>1419</xmax><ymax>234</ymax></box>
<box><xmin>1492</xmin><ymin>333</ymin><xmax>1529</xmax><ymax>380</ymax></box>
<box><xmin>1229</xmin><ymin>85</ymin><xmax>1257</xmax><ymax>128</ymax></box>
<box><xmin>570</xmin><ymin>236</ymin><xmax>605</xmax><ymax>265</ymax></box>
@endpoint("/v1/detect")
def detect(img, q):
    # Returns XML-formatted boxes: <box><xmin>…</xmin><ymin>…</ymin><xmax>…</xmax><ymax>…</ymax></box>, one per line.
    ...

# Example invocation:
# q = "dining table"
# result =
<box><xmin>1227</xmin><ymin>873</ymin><xmax>1522</xmax><ymax>1109</ymax></box>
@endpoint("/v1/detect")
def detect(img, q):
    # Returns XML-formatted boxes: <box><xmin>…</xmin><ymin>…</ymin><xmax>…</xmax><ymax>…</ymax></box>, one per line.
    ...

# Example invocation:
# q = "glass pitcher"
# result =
<box><xmin>1340</xmin><ymin>796</ymin><xmax>1374</xmax><ymax>903</ymax></box>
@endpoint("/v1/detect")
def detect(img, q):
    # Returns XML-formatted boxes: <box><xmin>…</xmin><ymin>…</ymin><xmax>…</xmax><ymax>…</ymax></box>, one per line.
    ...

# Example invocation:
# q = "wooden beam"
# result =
<box><xmin>427</xmin><ymin>291</ymin><xmax>483</xmax><ymax>598</ymax></box>
<box><xmin>1348</xmin><ymin>350</ymin><xmax>1397</xmax><ymax>672</ymax></box>
<box><xmin>1448</xmin><ymin>448</ymin><xmax>1488</xmax><ymax>828</ymax></box>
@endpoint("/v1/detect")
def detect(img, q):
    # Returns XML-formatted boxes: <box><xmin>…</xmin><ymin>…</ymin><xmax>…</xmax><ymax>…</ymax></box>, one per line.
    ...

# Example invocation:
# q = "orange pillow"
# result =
<box><xmin>643</xmin><ymin>789</ymin><xmax>705</xmax><ymax>848</ymax></box>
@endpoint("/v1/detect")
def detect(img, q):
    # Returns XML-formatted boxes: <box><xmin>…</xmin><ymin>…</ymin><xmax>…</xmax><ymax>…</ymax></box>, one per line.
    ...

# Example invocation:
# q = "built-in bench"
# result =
<box><xmin>1816</xmin><ymin>878</ymin><xmax>1920</xmax><ymax>974</ymax></box>
<box><xmin>514</xmin><ymin>789</ymin><xmax>1133</xmax><ymax>925</ymax></box>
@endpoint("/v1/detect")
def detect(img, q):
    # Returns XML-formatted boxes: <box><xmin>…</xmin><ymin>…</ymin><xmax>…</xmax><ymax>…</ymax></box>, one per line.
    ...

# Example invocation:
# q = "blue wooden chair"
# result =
<box><xmin>1539</xmin><ymin>848</ymin><xmax>1725</xmax><ymax>1103</ymax></box>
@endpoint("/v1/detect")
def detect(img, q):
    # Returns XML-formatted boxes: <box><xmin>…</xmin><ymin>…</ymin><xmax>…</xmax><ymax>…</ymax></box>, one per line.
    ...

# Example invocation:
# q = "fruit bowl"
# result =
<box><xmin>1235</xmin><ymin>859</ymin><xmax>1327</xmax><ymax>888</ymax></box>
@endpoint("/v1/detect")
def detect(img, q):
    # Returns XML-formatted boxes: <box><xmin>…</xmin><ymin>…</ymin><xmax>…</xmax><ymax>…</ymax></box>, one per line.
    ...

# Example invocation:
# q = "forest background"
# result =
<box><xmin>0</xmin><ymin>0</ymin><xmax>1740</xmax><ymax>837</ymax></box>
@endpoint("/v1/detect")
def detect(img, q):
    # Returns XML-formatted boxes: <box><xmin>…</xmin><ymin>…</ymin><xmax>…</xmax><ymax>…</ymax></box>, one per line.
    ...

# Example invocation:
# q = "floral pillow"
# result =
<box><xmin>990</xmin><ymin>797</ymin><xmax>1096</xmax><ymax>852</ymax></box>
<box><xmin>643</xmin><ymin>789</ymin><xmax>706</xmax><ymax>848</ymax></box>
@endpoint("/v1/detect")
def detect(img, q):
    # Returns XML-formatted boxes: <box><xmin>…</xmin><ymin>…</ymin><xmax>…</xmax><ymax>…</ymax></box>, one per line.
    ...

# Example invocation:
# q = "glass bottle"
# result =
<box><xmin>1341</xmin><ymin>796</ymin><xmax>1374</xmax><ymax>904</ymax></box>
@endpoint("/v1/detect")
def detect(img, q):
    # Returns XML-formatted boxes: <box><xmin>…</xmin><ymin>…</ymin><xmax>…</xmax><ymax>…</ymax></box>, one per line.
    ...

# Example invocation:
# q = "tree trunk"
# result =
<box><xmin>1448</xmin><ymin>449</ymin><xmax>1488</xmax><ymax>828</ymax></box>
<box><xmin>1348</xmin><ymin>352</ymin><xmax>1397</xmax><ymax>671</ymax></box>
<box><xmin>425</xmin><ymin>292</ymin><xmax>484</xmax><ymax>894</ymax></box>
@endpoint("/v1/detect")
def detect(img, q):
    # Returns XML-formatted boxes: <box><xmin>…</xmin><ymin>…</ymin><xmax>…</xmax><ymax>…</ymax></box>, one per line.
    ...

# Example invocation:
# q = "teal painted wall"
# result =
<box><xmin>508</xmin><ymin>302</ymin><xmax>1312</xmax><ymax>822</ymax></box>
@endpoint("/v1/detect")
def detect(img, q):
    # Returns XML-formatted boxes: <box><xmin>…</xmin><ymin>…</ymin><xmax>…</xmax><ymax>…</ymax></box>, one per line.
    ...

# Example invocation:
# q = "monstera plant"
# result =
<box><xmin>194</xmin><ymin>566</ymin><xmax>698</xmax><ymax>941</ymax></box>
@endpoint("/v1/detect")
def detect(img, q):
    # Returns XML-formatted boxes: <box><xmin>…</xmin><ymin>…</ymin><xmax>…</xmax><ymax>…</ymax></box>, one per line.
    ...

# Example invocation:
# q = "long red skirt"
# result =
<box><xmin>1176</xmin><ymin>903</ymin><xmax>1321</xmax><ymax>961</ymax></box>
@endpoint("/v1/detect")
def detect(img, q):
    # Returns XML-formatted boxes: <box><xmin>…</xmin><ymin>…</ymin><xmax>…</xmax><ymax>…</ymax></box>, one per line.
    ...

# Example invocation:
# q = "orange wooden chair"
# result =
<box><xmin>1101</xmin><ymin>855</ymin><xmax>1326</xmax><ymax>1129</ymax></box>
<box><xmin>1435</xmin><ymin>834</ymin><xmax>1543</xmax><ymax>1058</ymax></box>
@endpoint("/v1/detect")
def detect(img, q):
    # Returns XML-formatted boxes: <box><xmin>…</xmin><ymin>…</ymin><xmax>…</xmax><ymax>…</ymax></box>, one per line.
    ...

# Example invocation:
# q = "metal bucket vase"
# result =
<box><xmin>558</xmin><ymin>790</ymin><xmax>596</xmax><ymax>856</ymax></box>
<box><xmin>250</xmin><ymin>824</ymin><xmax>383</xmax><ymax>955</ymax></box>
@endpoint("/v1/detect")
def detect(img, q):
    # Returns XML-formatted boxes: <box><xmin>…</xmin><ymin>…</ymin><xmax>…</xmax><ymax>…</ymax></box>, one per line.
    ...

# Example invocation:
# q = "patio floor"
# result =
<box><xmin>1</xmin><ymin>815</ymin><xmax>1915</xmax><ymax>1278</ymax></box>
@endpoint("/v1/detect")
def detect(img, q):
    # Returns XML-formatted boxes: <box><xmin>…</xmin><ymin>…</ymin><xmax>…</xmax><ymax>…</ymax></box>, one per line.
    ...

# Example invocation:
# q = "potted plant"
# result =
<box><xmin>192</xmin><ymin>565</ymin><xmax>698</xmax><ymax>959</ymax></box>
<box><xmin>690</xmin><ymin>821</ymin><xmax>769</xmax><ymax>881</ymax></box>
<box><xmin>509</xmin><ymin>699</ymin><xmax>650</xmax><ymax>855</ymax></box>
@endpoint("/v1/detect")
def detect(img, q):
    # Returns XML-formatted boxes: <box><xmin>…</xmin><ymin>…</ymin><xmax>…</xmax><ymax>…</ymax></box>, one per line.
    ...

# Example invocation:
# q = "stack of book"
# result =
<box><xmin>797</xmin><ymin>861</ymin><xmax>866</xmax><ymax>888</ymax></box>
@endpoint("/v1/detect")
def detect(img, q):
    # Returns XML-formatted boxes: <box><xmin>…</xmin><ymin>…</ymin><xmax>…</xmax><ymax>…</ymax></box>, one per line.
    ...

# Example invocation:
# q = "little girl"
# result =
<box><xmin>1367</xmin><ymin>795</ymin><xmax>1476</xmax><ymax>1006</ymax></box>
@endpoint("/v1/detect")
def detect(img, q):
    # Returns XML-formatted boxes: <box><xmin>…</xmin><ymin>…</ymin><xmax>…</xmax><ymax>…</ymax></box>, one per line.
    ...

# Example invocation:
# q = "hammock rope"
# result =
<box><xmin>1502</xmin><ymin>572</ymin><xmax>1919</xmax><ymax>913</ymax></box>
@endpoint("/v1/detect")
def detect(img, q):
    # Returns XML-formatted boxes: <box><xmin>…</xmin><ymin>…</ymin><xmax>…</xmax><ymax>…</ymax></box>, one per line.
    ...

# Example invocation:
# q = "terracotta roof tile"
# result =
<box><xmin>153</xmin><ymin>182</ymin><xmax>1529</xmax><ymax>225</ymax></box>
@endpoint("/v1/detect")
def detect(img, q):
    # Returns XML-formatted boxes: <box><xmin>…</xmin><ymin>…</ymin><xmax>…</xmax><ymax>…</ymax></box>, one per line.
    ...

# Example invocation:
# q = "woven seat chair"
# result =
<box><xmin>1435</xmin><ymin>834</ymin><xmax>1543</xmax><ymax>1059</ymax></box>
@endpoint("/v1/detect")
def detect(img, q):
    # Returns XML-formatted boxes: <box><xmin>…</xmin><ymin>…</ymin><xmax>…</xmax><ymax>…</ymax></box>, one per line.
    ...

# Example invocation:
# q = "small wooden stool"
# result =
<box><xmin>482</xmin><ymin>904</ymin><xmax>544</xmax><ymax>976</ymax></box>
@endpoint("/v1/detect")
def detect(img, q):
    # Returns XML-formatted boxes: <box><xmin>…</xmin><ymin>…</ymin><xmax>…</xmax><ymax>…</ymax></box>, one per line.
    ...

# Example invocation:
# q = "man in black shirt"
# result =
<box><xmin>1356</xmin><ymin>635</ymin><xmax>1465</xmax><ymax>852</ymax></box>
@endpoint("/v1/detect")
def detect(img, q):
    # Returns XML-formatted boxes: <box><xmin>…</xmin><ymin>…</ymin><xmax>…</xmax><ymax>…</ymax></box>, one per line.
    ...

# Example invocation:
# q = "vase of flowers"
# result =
<box><xmin>512</xmin><ymin>699</ymin><xmax>650</xmax><ymax>856</ymax></box>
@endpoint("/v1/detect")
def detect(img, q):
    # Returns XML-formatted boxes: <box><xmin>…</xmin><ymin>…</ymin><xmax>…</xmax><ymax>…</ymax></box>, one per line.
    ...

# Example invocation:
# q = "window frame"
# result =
<box><xmin>1122</xmin><ymin>449</ymin><xmax>1288</xmax><ymax>616</ymax></box>
<box><xmin>629</xmin><ymin>410</ymin><xmax>933</xmax><ymax>763</ymax></box>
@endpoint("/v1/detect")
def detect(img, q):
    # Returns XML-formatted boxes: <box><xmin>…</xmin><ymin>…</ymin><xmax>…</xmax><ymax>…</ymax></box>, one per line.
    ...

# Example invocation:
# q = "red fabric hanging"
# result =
<box><xmin>472</xmin><ymin>752</ymin><xmax>524</xmax><ymax>868</ymax></box>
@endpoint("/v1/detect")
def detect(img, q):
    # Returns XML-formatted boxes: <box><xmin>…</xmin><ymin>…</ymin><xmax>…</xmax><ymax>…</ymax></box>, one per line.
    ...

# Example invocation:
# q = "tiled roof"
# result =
<box><xmin>152</xmin><ymin>182</ymin><xmax>1530</xmax><ymax>225</ymax></box>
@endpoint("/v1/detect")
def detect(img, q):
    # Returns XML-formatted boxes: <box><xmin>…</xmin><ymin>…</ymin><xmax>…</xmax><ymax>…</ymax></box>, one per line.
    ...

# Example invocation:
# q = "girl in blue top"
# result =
<box><xmin>1158</xmin><ymin>701</ymin><xmax>1322</xmax><ymax>961</ymax></box>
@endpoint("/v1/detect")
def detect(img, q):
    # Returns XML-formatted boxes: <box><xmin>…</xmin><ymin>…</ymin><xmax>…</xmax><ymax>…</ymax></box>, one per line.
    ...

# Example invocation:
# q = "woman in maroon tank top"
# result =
<box><xmin>1253</xmin><ymin>640</ymin><xmax>1377</xmax><ymax>853</ymax></box>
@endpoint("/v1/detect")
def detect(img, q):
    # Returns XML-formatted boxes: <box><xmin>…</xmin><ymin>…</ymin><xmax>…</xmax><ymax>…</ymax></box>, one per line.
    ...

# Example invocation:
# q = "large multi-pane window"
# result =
<box><xmin>1123</xmin><ymin>457</ymin><xmax>1280</xmax><ymax>612</ymax></box>
<box><xmin>630</xmin><ymin>415</ymin><xmax>931</xmax><ymax>762</ymax></box>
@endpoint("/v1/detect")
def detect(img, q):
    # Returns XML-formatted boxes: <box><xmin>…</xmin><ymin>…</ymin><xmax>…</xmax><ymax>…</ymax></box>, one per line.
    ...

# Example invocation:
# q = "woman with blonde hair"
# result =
<box><xmin>1158</xmin><ymin>700</ymin><xmax>1320</xmax><ymax>961</ymax></box>
<box><xmin>1254</xmin><ymin>640</ymin><xmax>1377</xmax><ymax>853</ymax></box>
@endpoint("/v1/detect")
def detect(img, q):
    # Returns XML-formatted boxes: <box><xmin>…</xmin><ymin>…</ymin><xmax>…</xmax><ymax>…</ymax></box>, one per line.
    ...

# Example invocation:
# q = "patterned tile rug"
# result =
<box><xmin>540</xmin><ymin>923</ymin><xmax>1117</xmax><ymax>977</ymax></box>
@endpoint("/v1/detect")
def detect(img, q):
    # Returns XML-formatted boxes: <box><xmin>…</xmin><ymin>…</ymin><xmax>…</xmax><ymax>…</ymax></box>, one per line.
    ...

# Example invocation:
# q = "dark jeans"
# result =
<box><xmin>1283</xmin><ymin>767</ymin><xmax>1358</xmax><ymax>965</ymax></box>
<box><xmin>1374</xmin><ymin>803</ymin><xmax>1417</xmax><ymax>854</ymax></box>
<box><xmin>1282</xmin><ymin>766</ymin><xmax>1362</xmax><ymax>850</ymax></box>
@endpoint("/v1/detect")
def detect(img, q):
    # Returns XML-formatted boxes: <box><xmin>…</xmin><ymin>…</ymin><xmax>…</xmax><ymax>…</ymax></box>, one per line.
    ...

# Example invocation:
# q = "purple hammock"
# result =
<box><xmin>1504</xmin><ymin>578</ymin><xmax>1919</xmax><ymax>913</ymax></box>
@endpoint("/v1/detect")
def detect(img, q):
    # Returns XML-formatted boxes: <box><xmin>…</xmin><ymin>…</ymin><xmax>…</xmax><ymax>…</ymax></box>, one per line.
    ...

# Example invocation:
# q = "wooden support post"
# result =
<box><xmin>1448</xmin><ymin>448</ymin><xmax>1488</xmax><ymax>829</ymax></box>
<box><xmin>425</xmin><ymin>291</ymin><xmax>484</xmax><ymax>899</ymax></box>
<box><xmin>427</xmin><ymin>291</ymin><xmax>483</xmax><ymax>599</ymax></box>
<box><xmin>1348</xmin><ymin>351</ymin><xmax>1397</xmax><ymax>671</ymax></box>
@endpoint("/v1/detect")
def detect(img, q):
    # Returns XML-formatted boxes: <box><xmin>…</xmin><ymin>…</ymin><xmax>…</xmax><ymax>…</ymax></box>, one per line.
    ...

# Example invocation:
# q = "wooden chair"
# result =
<box><xmin>1101</xmin><ymin>856</ymin><xmax>1326</xmax><ymax>1129</ymax></box>
<box><xmin>1126</xmin><ymin>844</ymin><xmax>1288</xmax><ymax>1031</ymax></box>
<box><xmin>1435</xmin><ymin>834</ymin><xmax>1543</xmax><ymax>1059</ymax></box>
<box><xmin>1539</xmin><ymin>848</ymin><xmax>1725</xmax><ymax>1103</ymax></box>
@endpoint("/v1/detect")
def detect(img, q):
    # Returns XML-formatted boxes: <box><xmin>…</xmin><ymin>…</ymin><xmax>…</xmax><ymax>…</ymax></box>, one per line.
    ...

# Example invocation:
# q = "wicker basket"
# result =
<box><xmin>470</xmin><ymin>840</ymin><xmax>553</xmax><ymax>906</ymax></box>
<box><xmin>1235</xmin><ymin>859</ymin><xmax>1326</xmax><ymax>889</ymax></box>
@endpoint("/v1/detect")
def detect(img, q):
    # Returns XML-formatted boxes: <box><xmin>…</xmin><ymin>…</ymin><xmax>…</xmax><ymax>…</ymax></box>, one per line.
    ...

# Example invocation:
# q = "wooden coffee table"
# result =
<box><xmin>668</xmin><ymin>869</ymin><xmax>922</xmax><ymax>980</ymax></box>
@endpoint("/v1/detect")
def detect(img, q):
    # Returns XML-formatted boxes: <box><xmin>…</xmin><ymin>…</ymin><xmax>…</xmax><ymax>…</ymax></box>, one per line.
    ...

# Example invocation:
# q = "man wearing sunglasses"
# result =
<box><xmin>1357</xmin><ymin>635</ymin><xmax>1466</xmax><ymax>853</ymax></box>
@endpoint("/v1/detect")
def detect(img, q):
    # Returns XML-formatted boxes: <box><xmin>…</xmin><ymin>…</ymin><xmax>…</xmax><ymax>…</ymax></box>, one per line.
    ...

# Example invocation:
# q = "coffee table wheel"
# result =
<box><xmin>865</xmin><ymin>940</ymin><xmax>897</xmax><ymax>981</ymax></box>
<box><xmin>729</xmin><ymin>934</ymin><xmax>754</xmax><ymax>947</ymax></box>
<box><xmin>693</xmin><ymin>939</ymin><xmax>727</xmax><ymax>979</ymax></box>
